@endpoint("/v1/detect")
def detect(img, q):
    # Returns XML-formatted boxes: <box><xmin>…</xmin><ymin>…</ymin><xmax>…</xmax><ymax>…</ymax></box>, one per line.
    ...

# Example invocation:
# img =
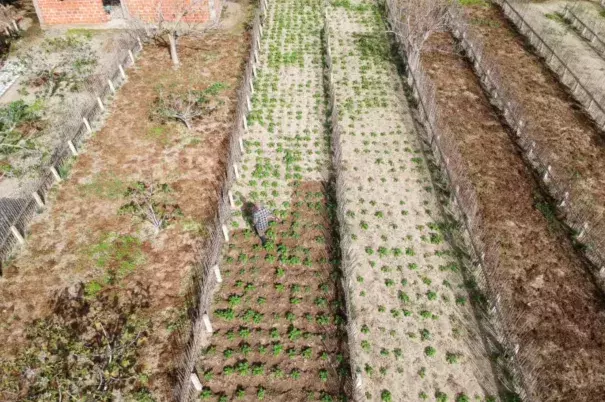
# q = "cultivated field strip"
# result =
<box><xmin>194</xmin><ymin>0</ymin><xmax>350</xmax><ymax>400</ymax></box>
<box><xmin>460</xmin><ymin>2</ymin><xmax>605</xmax><ymax>279</ymax></box>
<box><xmin>421</xmin><ymin>25</ymin><xmax>605</xmax><ymax>402</ymax></box>
<box><xmin>326</xmin><ymin>1</ymin><xmax>498</xmax><ymax>401</ymax></box>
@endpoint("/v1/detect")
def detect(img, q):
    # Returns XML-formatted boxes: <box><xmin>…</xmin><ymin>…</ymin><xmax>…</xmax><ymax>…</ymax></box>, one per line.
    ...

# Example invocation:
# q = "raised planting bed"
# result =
<box><xmin>197</xmin><ymin>182</ymin><xmax>349</xmax><ymax>401</ymax></box>
<box><xmin>421</xmin><ymin>27</ymin><xmax>605</xmax><ymax>402</ymax></box>
<box><xmin>195</xmin><ymin>0</ymin><xmax>351</xmax><ymax>400</ymax></box>
<box><xmin>324</xmin><ymin>1</ymin><xmax>500</xmax><ymax>401</ymax></box>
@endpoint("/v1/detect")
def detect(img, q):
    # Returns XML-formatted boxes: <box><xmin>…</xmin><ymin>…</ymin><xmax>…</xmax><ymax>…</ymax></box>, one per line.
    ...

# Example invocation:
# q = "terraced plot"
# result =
<box><xmin>195</xmin><ymin>0</ymin><xmax>349</xmax><ymax>400</ymax></box>
<box><xmin>463</xmin><ymin>2</ymin><xmax>605</xmax><ymax>228</ymax></box>
<box><xmin>422</xmin><ymin>26</ymin><xmax>605</xmax><ymax>402</ymax></box>
<box><xmin>326</xmin><ymin>1</ymin><xmax>498</xmax><ymax>401</ymax></box>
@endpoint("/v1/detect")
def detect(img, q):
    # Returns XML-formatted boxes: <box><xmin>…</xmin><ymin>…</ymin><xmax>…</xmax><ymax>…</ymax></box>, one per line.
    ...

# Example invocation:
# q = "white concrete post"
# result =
<box><xmin>32</xmin><ymin>191</ymin><xmax>44</xmax><ymax>208</ymax></box>
<box><xmin>543</xmin><ymin>165</ymin><xmax>551</xmax><ymax>182</ymax></box>
<box><xmin>228</xmin><ymin>190</ymin><xmax>235</xmax><ymax>208</ymax></box>
<box><xmin>107</xmin><ymin>79</ymin><xmax>116</xmax><ymax>94</ymax></box>
<box><xmin>96</xmin><ymin>97</ymin><xmax>105</xmax><ymax>112</ymax></box>
<box><xmin>233</xmin><ymin>164</ymin><xmax>240</xmax><ymax>180</ymax></box>
<box><xmin>190</xmin><ymin>373</ymin><xmax>203</xmax><ymax>391</ymax></box>
<box><xmin>243</xmin><ymin>114</ymin><xmax>248</xmax><ymax>131</ymax></box>
<box><xmin>246</xmin><ymin>95</ymin><xmax>252</xmax><ymax>112</ymax></box>
<box><xmin>222</xmin><ymin>224</ymin><xmax>229</xmax><ymax>242</ymax></box>
<box><xmin>12</xmin><ymin>20</ymin><xmax>19</xmax><ymax>32</ymax></box>
<box><xmin>137</xmin><ymin>36</ymin><xmax>143</xmax><ymax>51</ymax></box>
<box><xmin>10</xmin><ymin>226</ymin><xmax>25</xmax><ymax>244</ymax></box>
<box><xmin>50</xmin><ymin>166</ymin><xmax>62</xmax><ymax>182</ymax></box>
<box><xmin>213</xmin><ymin>265</ymin><xmax>223</xmax><ymax>283</ymax></box>
<box><xmin>559</xmin><ymin>192</ymin><xmax>569</xmax><ymax>208</ymax></box>
<box><xmin>83</xmin><ymin>117</ymin><xmax>93</xmax><ymax>134</ymax></box>
<box><xmin>238</xmin><ymin>137</ymin><xmax>244</xmax><ymax>153</ymax></box>
<box><xmin>578</xmin><ymin>222</ymin><xmax>588</xmax><ymax>239</ymax></box>
<box><xmin>202</xmin><ymin>314</ymin><xmax>213</xmax><ymax>333</ymax></box>
<box><xmin>599</xmin><ymin>267</ymin><xmax>605</xmax><ymax>277</ymax></box>
<box><xmin>67</xmin><ymin>140</ymin><xmax>78</xmax><ymax>156</ymax></box>
<box><xmin>118</xmin><ymin>64</ymin><xmax>127</xmax><ymax>79</ymax></box>
<box><xmin>128</xmin><ymin>50</ymin><xmax>136</xmax><ymax>64</ymax></box>
<box><xmin>249</xmin><ymin>78</ymin><xmax>254</xmax><ymax>94</ymax></box>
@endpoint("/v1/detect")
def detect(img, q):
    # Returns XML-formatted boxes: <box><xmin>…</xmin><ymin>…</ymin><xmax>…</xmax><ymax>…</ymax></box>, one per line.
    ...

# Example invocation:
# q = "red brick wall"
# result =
<box><xmin>126</xmin><ymin>0</ymin><xmax>210</xmax><ymax>23</ymax></box>
<box><xmin>36</xmin><ymin>0</ymin><xmax>212</xmax><ymax>26</ymax></box>
<box><xmin>37</xmin><ymin>0</ymin><xmax>109</xmax><ymax>25</ymax></box>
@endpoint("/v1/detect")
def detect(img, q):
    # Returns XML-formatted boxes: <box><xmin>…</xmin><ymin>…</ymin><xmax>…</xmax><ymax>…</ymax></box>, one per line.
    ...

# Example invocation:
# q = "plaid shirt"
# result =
<box><xmin>253</xmin><ymin>207</ymin><xmax>274</xmax><ymax>235</ymax></box>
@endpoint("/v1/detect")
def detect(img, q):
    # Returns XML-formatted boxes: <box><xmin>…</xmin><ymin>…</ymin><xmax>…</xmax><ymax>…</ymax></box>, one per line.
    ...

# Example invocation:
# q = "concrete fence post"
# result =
<box><xmin>233</xmin><ymin>163</ymin><xmax>240</xmax><ymax>180</ymax></box>
<box><xmin>67</xmin><ymin>140</ymin><xmax>78</xmax><ymax>156</ymax></box>
<box><xmin>96</xmin><ymin>97</ymin><xmax>105</xmax><ymax>112</ymax></box>
<box><xmin>107</xmin><ymin>79</ymin><xmax>116</xmax><ymax>94</ymax></box>
<box><xmin>83</xmin><ymin>117</ymin><xmax>93</xmax><ymax>134</ymax></box>
<box><xmin>50</xmin><ymin>166</ymin><xmax>62</xmax><ymax>182</ymax></box>
<box><xmin>118</xmin><ymin>64</ymin><xmax>127</xmax><ymax>79</ymax></box>
<box><xmin>10</xmin><ymin>226</ymin><xmax>25</xmax><ymax>244</ymax></box>
<box><xmin>238</xmin><ymin>137</ymin><xmax>245</xmax><ymax>153</ymax></box>
<box><xmin>228</xmin><ymin>190</ymin><xmax>235</xmax><ymax>208</ymax></box>
<box><xmin>559</xmin><ymin>191</ymin><xmax>569</xmax><ymax>207</ymax></box>
<box><xmin>213</xmin><ymin>265</ymin><xmax>223</xmax><ymax>283</ymax></box>
<box><xmin>543</xmin><ymin>165</ymin><xmax>551</xmax><ymax>182</ymax></box>
<box><xmin>190</xmin><ymin>373</ymin><xmax>203</xmax><ymax>391</ymax></box>
<box><xmin>128</xmin><ymin>50</ymin><xmax>136</xmax><ymax>64</ymax></box>
<box><xmin>32</xmin><ymin>191</ymin><xmax>45</xmax><ymax>208</ymax></box>
<box><xmin>202</xmin><ymin>314</ymin><xmax>213</xmax><ymax>333</ymax></box>
<box><xmin>578</xmin><ymin>222</ymin><xmax>588</xmax><ymax>239</ymax></box>
<box><xmin>222</xmin><ymin>224</ymin><xmax>230</xmax><ymax>242</ymax></box>
<box><xmin>137</xmin><ymin>36</ymin><xmax>143</xmax><ymax>51</ymax></box>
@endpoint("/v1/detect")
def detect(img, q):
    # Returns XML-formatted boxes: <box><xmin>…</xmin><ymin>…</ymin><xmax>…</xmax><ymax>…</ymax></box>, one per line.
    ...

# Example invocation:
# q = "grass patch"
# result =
<box><xmin>87</xmin><ymin>232</ymin><xmax>146</xmax><ymax>285</ymax></box>
<box><xmin>458</xmin><ymin>0</ymin><xmax>489</xmax><ymax>7</ymax></box>
<box><xmin>79</xmin><ymin>173</ymin><xmax>129</xmax><ymax>200</ymax></box>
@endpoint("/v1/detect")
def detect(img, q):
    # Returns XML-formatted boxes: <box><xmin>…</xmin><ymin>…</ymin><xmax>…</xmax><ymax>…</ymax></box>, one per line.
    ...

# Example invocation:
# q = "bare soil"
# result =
<box><xmin>422</xmin><ymin>31</ymin><xmax>605</xmax><ymax>402</ymax></box>
<box><xmin>465</xmin><ymin>3</ymin><xmax>605</xmax><ymax>222</ymax></box>
<box><xmin>0</xmin><ymin>22</ymin><xmax>251</xmax><ymax>400</ymax></box>
<box><xmin>197</xmin><ymin>182</ymin><xmax>349</xmax><ymax>401</ymax></box>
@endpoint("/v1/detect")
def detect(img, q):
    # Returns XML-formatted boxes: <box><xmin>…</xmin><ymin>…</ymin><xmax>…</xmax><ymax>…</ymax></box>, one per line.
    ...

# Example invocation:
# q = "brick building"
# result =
<box><xmin>31</xmin><ymin>0</ymin><xmax>221</xmax><ymax>27</ymax></box>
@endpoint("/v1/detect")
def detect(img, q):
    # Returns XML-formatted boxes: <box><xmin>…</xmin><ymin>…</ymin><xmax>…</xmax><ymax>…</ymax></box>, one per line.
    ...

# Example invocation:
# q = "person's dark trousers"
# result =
<box><xmin>260</xmin><ymin>235</ymin><xmax>267</xmax><ymax>246</ymax></box>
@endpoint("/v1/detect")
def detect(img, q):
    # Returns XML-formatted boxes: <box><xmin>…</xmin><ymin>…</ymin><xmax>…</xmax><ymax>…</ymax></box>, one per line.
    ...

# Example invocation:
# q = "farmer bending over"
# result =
<box><xmin>252</xmin><ymin>204</ymin><xmax>280</xmax><ymax>245</ymax></box>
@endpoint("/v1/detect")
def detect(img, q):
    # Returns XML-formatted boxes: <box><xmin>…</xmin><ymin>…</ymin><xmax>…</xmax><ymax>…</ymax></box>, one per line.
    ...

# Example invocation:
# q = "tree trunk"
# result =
<box><xmin>168</xmin><ymin>32</ymin><xmax>180</xmax><ymax>68</ymax></box>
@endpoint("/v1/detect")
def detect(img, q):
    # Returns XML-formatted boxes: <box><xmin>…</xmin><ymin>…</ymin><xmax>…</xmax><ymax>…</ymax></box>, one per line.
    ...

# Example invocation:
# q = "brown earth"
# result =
<box><xmin>465</xmin><ymin>3</ymin><xmax>605</xmax><ymax>220</ymax></box>
<box><xmin>422</xmin><ymin>31</ymin><xmax>605</xmax><ymax>402</ymax></box>
<box><xmin>0</xmin><ymin>21</ymin><xmax>252</xmax><ymax>400</ymax></box>
<box><xmin>196</xmin><ymin>182</ymin><xmax>349</xmax><ymax>401</ymax></box>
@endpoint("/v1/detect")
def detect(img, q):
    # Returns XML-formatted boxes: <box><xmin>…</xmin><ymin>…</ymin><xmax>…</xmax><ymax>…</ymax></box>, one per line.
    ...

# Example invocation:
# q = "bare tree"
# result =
<box><xmin>153</xmin><ymin>82</ymin><xmax>226</xmax><ymax>129</ymax></box>
<box><xmin>119</xmin><ymin>181</ymin><xmax>183</xmax><ymax>233</ymax></box>
<box><xmin>129</xmin><ymin>0</ymin><xmax>216</xmax><ymax>68</ymax></box>
<box><xmin>0</xmin><ymin>4</ymin><xmax>20</xmax><ymax>35</ymax></box>
<box><xmin>391</xmin><ymin>0</ymin><xmax>450</xmax><ymax>53</ymax></box>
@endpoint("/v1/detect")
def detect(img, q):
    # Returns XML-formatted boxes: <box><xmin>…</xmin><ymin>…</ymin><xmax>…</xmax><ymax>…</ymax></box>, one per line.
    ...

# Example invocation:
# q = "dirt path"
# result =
<box><xmin>463</xmin><ymin>3</ymin><xmax>605</xmax><ymax>232</ymax></box>
<box><xmin>326</xmin><ymin>1</ymin><xmax>499</xmax><ymax>401</ymax></box>
<box><xmin>422</xmin><ymin>28</ymin><xmax>605</xmax><ymax>402</ymax></box>
<box><xmin>0</xmin><ymin>28</ymin><xmax>251</xmax><ymax>399</ymax></box>
<box><xmin>194</xmin><ymin>0</ymin><xmax>350</xmax><ymax>400</ymax></box>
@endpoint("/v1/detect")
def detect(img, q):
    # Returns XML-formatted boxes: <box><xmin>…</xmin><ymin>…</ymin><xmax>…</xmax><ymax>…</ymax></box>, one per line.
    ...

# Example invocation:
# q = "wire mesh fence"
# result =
<box><xmin>322</xmin><ymin>8</ymin><xmax>362</xmax><ymax>400</ymax></box>
<box><xmin>562</xmin><ymin>5</ymin><xmax>605</xmax><ymax>59</ymax></box>
<box><xmin>171</xmin><ymin>2</ymin><xmax>268</xmax><ymax>399</ymax></box>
